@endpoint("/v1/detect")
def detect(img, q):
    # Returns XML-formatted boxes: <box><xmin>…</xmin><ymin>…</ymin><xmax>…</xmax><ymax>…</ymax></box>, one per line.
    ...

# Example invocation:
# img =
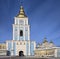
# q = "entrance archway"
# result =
<box><xmin>6</xmin><ymin>50</ymin><xmax>10</xmax><ymax>56</ymax></box>
<box><xmin>19</xmin><ymin>51</ymin><xmax>24</xmax><ymax>56</ymax></box>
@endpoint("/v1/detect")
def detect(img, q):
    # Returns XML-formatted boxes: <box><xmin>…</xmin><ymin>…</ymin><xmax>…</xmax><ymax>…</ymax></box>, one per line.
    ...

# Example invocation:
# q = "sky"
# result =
<box><xmin>0</xmin><ymin>0</ymin><xmax>60</xmax><ymax>46</ymax></box>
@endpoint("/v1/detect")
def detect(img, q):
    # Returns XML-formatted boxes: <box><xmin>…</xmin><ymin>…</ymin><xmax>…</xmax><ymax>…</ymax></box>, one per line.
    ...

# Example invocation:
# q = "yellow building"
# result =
<box><xmin>34</xmin><ymin>38</ymin><xmax>60</xmax><ymax>57</ymax></box>
<box><xmin>0</xmin><ymin>43</ymin><xmax>7</xmax><ymax>55</ymax></box>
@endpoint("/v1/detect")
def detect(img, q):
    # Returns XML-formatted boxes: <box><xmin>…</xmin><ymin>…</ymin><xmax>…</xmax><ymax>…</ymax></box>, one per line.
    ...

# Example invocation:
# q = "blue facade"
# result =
<box><xmin>26</xmin><ymin>42</ymin><xmax>29</xmax><ymax>55</ymax></box>
<box><xmin>57</xmin><ymin>49</ymin><xmax>60</xmax><ymax>57</ymax></box>
<box><xmin>25</xmin><ymin>27</ymin><xmax>28</xmax><ymax>40</ymax></box>
<box><xmin>8</xmin><ymin>42</ymin><xmax>12</xmax><ymax>55</ymax></box>
<box><xmin>10</xmin><ymin>5</ymin><xmax>36</xmax><ymax>56</ymax></box>
<box><xmin>14</xmin><ymin>28</ymin><xmax>18</xmax><ymax>40</ymax></box>
<box><xmin>25</xmin><ymin>31</ymin><xmax>28</xmax><ymax>40</ymax></box>
<box><xmin>14</xmin><ymin>36</ymin><xmax>16</xmax><ymax>40</ymax></box>
<box><xmin>20</xmin><ymin>36</ymin><xmax>24</xmax><ymax>40</ymax></box>
<box><xmin>30</xmin><ymin>42</ymin><xmax>34</xmax><ymax>55</ymax></box>
<box><xmin>8</xmin><ymin>42</ymin><xmax>12</xmax><ymax>51</ymax></box>
<box><xmin>13</xmin><ymin>42</ymin><xmax>16</xmax><ymax>55</ymax></box>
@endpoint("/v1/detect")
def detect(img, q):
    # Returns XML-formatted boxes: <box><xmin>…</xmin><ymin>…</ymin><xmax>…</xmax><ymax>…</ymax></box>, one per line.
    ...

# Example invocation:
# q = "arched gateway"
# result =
<box><xmin>6</xmin><ymin>5</ymin><xmax>36</xmax><ymax>56</ymax></box>
<box><xmin>19</xmin><ymin>51</ymin><xmax>24</xmax><ymax>56</ymax></box>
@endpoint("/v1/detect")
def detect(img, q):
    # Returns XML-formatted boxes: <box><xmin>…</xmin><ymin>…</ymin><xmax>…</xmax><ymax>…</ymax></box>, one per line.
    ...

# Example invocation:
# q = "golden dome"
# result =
<box><xmin>16</xmin><ymin>6</ymin><xmax>27</xmax><ymax>18</ymax></box>
<box><xmin>50</xmin><ymin>40</ymin><xmax>53</xmax><ymax>43</ymax></box>
<box><xmin>43</xmin><ymin>37</ymin><xmax>48</xmax><ymax>43</ymax></box>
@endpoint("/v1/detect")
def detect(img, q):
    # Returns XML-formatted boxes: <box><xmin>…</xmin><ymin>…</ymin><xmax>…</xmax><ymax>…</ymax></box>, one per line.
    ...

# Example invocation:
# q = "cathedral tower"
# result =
<box><xmin>13</xmin><ymin>6</ymin><xmax>30</xmax><ymax>41</ymax></box>
<box><xmin>6</xmin><ymin>5</ymin><xmax>36</xmax><ymax>56</ymax></box>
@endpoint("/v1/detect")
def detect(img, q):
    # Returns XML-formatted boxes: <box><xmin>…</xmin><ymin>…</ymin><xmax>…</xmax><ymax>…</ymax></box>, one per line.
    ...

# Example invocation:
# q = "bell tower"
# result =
<box><xmin>13</xmin><ymin>6</ymin><xmax>30</xmax><ymax>41</ymax></box>
<box><xmin>6</xmin><ymin>2</ymin><xmax>36</xmax><ymax>56</ymax></box>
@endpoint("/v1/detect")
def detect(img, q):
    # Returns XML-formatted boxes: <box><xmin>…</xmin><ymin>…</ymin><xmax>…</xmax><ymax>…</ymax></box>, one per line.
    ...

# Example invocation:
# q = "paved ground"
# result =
<box><xmin>0</xmin><ymin>56</ymin><xmax>59</xmax><ymax>59</ymax></box>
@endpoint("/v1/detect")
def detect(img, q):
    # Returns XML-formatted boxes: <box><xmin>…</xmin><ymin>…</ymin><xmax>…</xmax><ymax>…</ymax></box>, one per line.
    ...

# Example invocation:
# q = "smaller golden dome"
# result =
<box><xmin>50</xmin><ymin>41</ymin><xmax>53</xmax><ymax>43</ymax></box>
<box><xmin>43</xmin><ymin>37</ymin><xmax>48</xmax><ymax>43</ymax></box>
<box><xmin>16</xmin><ymin>6</ymin><xmax>27</xmax><ymax>18</ymax></box>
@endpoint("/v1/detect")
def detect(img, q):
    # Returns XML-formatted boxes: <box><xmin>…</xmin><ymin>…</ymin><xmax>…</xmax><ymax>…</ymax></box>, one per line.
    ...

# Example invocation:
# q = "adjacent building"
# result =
<box><xmin>34</xmin><ymin>38</ymin><xmax>60</xmax><ymax>57</ymax></box>
<box><xmin>0</xmin><ymin>43</ymin><xmax>7</xmax><ymax>55</ymax></box>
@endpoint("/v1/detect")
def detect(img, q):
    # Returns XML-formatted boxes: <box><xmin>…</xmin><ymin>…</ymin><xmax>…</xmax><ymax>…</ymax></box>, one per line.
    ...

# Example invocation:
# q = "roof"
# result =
<box><xmin>43</xmin><ymin>37</ymin><xmax>48</xmax><ymax>43</ymax></box>
<box><xmin>16</xmin><ymin>6</ymin><xmax>27</xmax><ymax>18</ymax></box>
<box><xmin>50</xmin><ymin>41</ymin><xmax>53</xmax><ymax>43</ymax></box>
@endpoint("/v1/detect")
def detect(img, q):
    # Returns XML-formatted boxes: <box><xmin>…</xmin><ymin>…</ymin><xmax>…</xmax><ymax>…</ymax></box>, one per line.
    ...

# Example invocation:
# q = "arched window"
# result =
<box><xmin>20</xmin><ymin>30</ymin><xmax>23</xmax><ymax>36</ymax></box>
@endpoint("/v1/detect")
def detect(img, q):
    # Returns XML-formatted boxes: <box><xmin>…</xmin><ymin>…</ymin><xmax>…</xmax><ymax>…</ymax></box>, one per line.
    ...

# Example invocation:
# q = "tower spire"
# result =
<box><xmin>43</xmin><ymin>37</ymin><xmax>48</xmax><ymax>43</ymax></box>
<box><xmin>16</xmin><ymin>0</ymin><xmax>27</xmax><ymax>18</ymax></box>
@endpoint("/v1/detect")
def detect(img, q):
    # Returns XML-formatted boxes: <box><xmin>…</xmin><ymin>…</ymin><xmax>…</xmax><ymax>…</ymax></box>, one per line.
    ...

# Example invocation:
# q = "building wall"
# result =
<box><xmin>35</xmin><ymin>48</ymin><xmax>55</xmax><ymax>57</ymax></box>
<box><xmin>0</xmin><ymin>44</ymin><xmax>7</xmax><ymax>55</ymax></box>
<box><xmin>30</xmin><ymin>41</ymin><xmax>36</xmax><ymax>56</ymax></box>
<box><xmin>16</xmin><ymin>41</ymin><xmax>26</xmax><ymax>55</ymax></box>
<box><xmin>13</xmin><ymin>17</ymin><xmax>30</xmax><ymax>41</ymax></box>
<box><xmin>57</xmin><ymin>49</ymin><xmax>60</xmax><ymax>57</ymax></box>
<box><xmin>6</xmin><ymin>40</ymin><xmax>36</xmax><ymax>56</ymax></box>
<box><xmin>54</xmin><ymin>48</ymin><xmax>60</xmax><ymax>57</ymax></box>
<box><xmin>0</xmin><ymin>44</ymin><xmax>6</xmax><ymax>49</ymax></box>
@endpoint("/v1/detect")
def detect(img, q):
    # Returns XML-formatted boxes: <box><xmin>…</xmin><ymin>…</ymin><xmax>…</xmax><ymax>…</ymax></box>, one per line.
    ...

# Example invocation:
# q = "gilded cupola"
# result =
<box><xmin>16</xmin><ymin>6</ymin><xmax>27</xmax><ymax>18</ymax></box>
<box><xmin>43</xmin><ymin>37</ymin><xmax>48</xmax><ymax>43</ymax></box>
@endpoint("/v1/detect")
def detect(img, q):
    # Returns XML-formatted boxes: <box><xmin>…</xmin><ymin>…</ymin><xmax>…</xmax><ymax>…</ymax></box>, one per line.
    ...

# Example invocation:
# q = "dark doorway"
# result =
<box><xmin>19</xmin><ymin>51</ymin><xmax>24</xmax><ymax>56</ymax></box>
<box><xmin>6</xmin><ymin>50</ymin><xmax>10</xmax><ymax>56</ymax></box>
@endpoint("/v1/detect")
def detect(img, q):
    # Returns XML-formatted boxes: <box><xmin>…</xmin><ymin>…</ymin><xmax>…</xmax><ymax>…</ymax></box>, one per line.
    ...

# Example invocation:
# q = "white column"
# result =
<box><xmin>18</xmin><ymin>18</ymin><xmax>20</xmax><ymax>24</ymax></box>
<box><xmin>54</xmin><ymin>49</ymin><xmax>57</xmax><ymax>57</ymax></box>
<box><xmin>29</xmin><ymin>41</ymin><xmax>30</xmax><ymax>55</ymax></box>
<box><xmin>14</xmin><ymin>17</ymin><xmax>16</xmax><ymax>24</ymax></box>
<box><xmin>24</xmin><ymin>26</ymin><xmax>25</xmax><ymax>40</ymax></box>
<box><xmin>28</xmin><ymin>25</ymin><xmax>30</xmax><ymax>40</ymax></box>
<box><xmin>18</xmin><ymin>25</ymin><xmax>19</xmax><ymax>40</ymax></box>
<box><xmin>13</xmin><ymin>24</ymin><xmax>15</xmax><ymax>40</ymax></box>
<box><xmin>11</xmin><ymin>41</ymin><xmax>14</xmax><ymax>55</ymax></box>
